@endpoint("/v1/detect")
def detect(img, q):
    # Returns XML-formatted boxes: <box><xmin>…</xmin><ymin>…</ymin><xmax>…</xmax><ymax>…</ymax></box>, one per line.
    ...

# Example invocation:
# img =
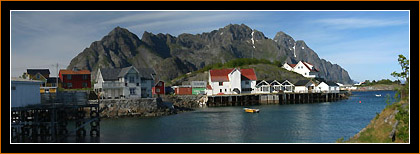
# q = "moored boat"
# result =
<box><xmin>244</xmin><ymin>108</ymin><xmax>260</xmax><ymax>113</ymax></box>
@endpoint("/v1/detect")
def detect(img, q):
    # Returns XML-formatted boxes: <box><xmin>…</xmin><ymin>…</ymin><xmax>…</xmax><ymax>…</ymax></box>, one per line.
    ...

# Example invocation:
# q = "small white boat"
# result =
<box><xmin>375</xmin><ymin>94</ymin><xmax>381</xmax><ymax>97</ymax></box>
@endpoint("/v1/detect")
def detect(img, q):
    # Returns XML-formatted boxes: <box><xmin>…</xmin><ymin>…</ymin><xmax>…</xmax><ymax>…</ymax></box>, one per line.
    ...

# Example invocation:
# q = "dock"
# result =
<box><xmin>11</xmin><ymin>91</ymin><xmax>100</xmax><ymax>143</ymax></box>
<box><xmin>206</xmin><ymin>92</ymin><xmax>347</xmax><ymax>107</ymax></box>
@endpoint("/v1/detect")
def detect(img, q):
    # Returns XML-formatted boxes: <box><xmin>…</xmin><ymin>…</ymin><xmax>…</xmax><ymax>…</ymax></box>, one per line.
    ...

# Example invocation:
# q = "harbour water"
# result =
<box><xmin>75</xmin><ymin>91</ymin><xmax>397</xmax><ymax>143</ymax></box>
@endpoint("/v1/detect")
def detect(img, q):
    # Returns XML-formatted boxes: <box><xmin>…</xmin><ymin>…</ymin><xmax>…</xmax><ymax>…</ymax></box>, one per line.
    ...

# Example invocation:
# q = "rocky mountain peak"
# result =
<box><xmin>273</xmin><ymin>31</ymin><xmax>296</xmax><ymax>48</ymax></box>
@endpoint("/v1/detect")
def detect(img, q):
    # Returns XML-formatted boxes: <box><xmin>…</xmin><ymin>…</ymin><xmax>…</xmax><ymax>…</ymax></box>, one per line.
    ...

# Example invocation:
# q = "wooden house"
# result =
<box><xmin>59</xmin><ymin>69</ymin><xmax>91</xmax><ymax>89</ymax></box>
<box><xmin>294</xmin><ymin>80</ymin><xmax>316</xmax><ymax>93</ymax></box>
<box><xmin>255</xmin><ymin>80</ymin><xmax>271</xmax><ymax>94</ymax></box>
<box><xmin>207</xmin><ymin>68</ymin><xmax>257</xmax><ymax>95</ymax></box>
<box><xmin>152</xmin><ymin>80</ymin><xmax>165</xmax><ymax>96</ymax></box>
<box><xmin>94</xmin><ymin>66</ymin><xmax>155</xmax><ymax>99</ymax></box>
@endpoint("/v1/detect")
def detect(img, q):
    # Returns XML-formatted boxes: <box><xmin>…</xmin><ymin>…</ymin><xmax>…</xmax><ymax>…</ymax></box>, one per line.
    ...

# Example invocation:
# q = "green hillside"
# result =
<box><xmin>170</xmin><ymin>58</ymin><xmax>308</xmax><ymax>86</ymax></box>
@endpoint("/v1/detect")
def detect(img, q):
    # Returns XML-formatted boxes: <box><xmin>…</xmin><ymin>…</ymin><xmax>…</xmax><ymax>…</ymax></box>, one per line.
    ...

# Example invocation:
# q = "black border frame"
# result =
<box><xmin>1</xmin><ymin>1</ymin><xmax>419</xmax><ymax>153</ymax></box>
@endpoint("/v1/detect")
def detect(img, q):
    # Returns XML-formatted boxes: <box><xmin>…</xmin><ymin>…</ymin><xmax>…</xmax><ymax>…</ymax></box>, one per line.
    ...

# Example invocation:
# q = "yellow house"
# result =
<box><xmin>26</xmin><ymin>69</ymin><xmax>57</xmax><ymax>93</ymax></box>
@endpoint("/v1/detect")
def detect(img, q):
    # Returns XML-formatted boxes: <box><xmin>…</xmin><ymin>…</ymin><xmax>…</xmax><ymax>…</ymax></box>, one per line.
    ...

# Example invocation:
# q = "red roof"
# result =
<box><xmin>289</xmin><ymin>64</ymin><xmax>297</xmax><ymax>68</ymax></box>
<box><xmin>59</xmin><ymin>69</ymin><xmax>91</xmax><ymax>75</ymax></box>
<box><xmin>209</xmin><ymin>68</ymin><xmax>257</xmax><ymax>82</ymax></box>
<box><xmin>301</xmin><ymin>62</ymin><xmax>319</xmax><ymax>72</ymax></box>
<box><xmin>206</xmin><ymin>85</ymin><xmax>212</xmax><ymax>90</ymax></box>
<box><xmin>209</xmin><ymin>68</ymin><xmax>234</xmax><ymax>82</ymax></box>
<box><xmin>240</xmin><ymin>68</ymin><xmax>257</xmax><ymax>80</ymax></box>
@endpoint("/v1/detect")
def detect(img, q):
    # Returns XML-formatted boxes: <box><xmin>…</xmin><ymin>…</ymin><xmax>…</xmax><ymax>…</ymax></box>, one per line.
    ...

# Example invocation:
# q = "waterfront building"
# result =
<box><xmin>26</xmin><ymin>68</ymin><xmax>50</xmax><ymax>82</ymax></box>
<box><xmin>316</xmin><ymin>81</ymin><xmax>340</xmax><ymax>93</ymax></box>
<box><xmin>280</xmin><ymin>80</ymin><xmax>294</xmax><ymax>93</ymax></box>
<box><xmin>94</xmin><ymin>66</ymin><xmax>155</xmax><ymax>99</ymax></box>
<box><xmin>59</xmin><ymin>69</ymin><xmax>91</xmax><ymax>89</ymax></box>
<box><xmin>255</xmin><ymin>80</ymin><xmax>271</xmax><ymax>94</ymax></box>
<box><xmin>191</xmin><ymin>81</ymin><xmax>206</xmax><ymax>95</ymax></box>
<box><xmin>282</xmin><ymin>61</ymin><xmax>319</xmax><ymax>78</ymax></box>
<box><xmin>173</xmin><ymin>85</ymin><xmax>192</xmax><ymax>95</ymax></box>
<box><xmin>152</xmin><ymin>80</ymin><xmax>165</xmax><ymax>96</ymax></box>
<box><xmin>42</xmin><ymin>77</ymin><xmax>59</xmax><ymax>93</ymax></box>
<box><xmin>11</xmin><ymin>77</ymin><xmax>42</xmax><ymax>107</ymax></box>
<box><xmin>26</xmin><ymin>68</ymin><xmax>53</xmax><ymax>93</ymax></box>
<box><xmin>207</xmin><ymin>68</ymin><xmax>257</xmax><ymax>95</ymax></box>
<box><xmin>294</xmin><ymin>80</ymin><xmax>316</xmax><ymax>93</ymax></box>
<box><xmin>269</xmin><ymin>80</ymin><xmax>283</xmax><ymax>93</ymax></box>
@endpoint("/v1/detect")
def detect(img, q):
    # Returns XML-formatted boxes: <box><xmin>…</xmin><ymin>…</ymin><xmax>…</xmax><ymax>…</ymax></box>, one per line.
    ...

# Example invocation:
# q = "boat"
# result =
<box><xmin>244</xmin><ymin>108</ymin><xmax>260</xmax><ymax>113</ymax></box>
<box><xmin>375</xmin><ymin>94</ymin><xmax>381</xmax><ymax>97</ymax></box>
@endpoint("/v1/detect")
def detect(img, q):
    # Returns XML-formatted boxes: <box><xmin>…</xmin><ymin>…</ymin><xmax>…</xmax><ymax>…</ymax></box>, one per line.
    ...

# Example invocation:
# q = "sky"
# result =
<box><xmin>10</xmin><ymin>11</ymin><xmax>410</xmax><ymax>83</ymax></box>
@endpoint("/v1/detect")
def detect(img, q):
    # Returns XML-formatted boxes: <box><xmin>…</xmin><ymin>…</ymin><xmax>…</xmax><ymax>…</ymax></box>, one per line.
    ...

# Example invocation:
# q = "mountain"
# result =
<box><xmin>67</xmin><ymin>24</ymin><xmax>353</xmax><ymax>84</ymax></box>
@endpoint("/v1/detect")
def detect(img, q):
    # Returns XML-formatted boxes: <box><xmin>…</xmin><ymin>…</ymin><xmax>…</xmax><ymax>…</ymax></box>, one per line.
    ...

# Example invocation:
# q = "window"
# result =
<box><xmin>130</xmin><ymin>88</ymin><xmax>136</xmax><ymax>95</ymax></box>
<box><xmin>245</xmin><ymin>81</ymin><xmax>249</xmax><ymax>85</ymax></box>
<box><xmin>219</xmin><ymin>82</ymin><xmax>223</xmax><ymax>86</ymax></box>
<box><xmin>129</xmin><ymin>76</ymin><xmax>135</xmax><ymax>83</ymax></box>
<box><xmin>220</xmin><ymin>89</ymin><xmax>222</xmax><ymax>93</ymax></box>
<box><xmin>156</xmin><ymin>89</ymin><xmax>160</xmax><ymax>93</ymax></box>
<box><xmin>36</xmin><ymin>74</ymin><xmax>40</xmax><ymax>79</ymax></box>
<box><xmin>83</xmin><ymin>74</ymin><xmax>88</xmax><ymax>80</ymax></box>
<box><xmin>136</xmin><ymin>83</ymin><xmax>139</xmax><ymax>86</ymax></box>
<box><xmin>67</xmin><ymin>75</ymin><xmax>72</xmax><ymax>80</ymax></box>
<box><xmin>225</xmin><ymin>89</ymin><xmax>227</xmax><ymax>92</ymax></box>
<box><xmin>68</xmin><ymin>83</ymin><xmax>72</xmax><ymax>88</ymax></box>
<box><xmin>82</xmin><ymin>82</ymin><xmax>87</xmax><ymax>88</ymax></box>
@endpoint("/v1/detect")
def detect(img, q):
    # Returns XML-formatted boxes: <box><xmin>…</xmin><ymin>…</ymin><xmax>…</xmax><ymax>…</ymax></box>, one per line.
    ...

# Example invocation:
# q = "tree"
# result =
<box><xmin>20</xmin><ymin>72</ymin><xmax>27</xmax><ymax>79</ymax></box>
<box><xmin>391</xmin><ymin>54</ymin><xmax>409</xmax><ymax>82</ymax></box>
<box><xmin>391</xmin><ymin>54</ymin><xmax>409</xmax><ymax>100</ymax></box>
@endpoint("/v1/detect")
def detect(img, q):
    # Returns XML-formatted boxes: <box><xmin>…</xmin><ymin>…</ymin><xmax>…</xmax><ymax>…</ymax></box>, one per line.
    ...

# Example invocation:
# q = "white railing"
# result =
<box><xmin>101</xmin><ymin>82</ymin><xmax>124</xmax><ymax>88</ymax></box>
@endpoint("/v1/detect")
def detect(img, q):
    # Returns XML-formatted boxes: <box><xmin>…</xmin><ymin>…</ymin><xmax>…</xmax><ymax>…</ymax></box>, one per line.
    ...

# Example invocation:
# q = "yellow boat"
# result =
<box><xmin>244</xmin><ymin>108</ymin><xmax>260</xmax><ymax>113</ymax></box>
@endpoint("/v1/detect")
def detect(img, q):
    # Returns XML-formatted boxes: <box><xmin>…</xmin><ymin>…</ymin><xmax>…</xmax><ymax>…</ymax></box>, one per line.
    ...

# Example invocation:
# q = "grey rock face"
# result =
<box><xmin>68</xmin><ymin>24</ymin><xmax>353</xmax><ymax>84</ymax></box>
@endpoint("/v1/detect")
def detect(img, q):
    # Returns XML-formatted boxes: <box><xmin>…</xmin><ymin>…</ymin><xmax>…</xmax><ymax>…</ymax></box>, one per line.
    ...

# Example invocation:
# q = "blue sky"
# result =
<box><xmin>11</xmin><ymin>11</ymin><xmax>409</xmax><ymax>83</ymax></box>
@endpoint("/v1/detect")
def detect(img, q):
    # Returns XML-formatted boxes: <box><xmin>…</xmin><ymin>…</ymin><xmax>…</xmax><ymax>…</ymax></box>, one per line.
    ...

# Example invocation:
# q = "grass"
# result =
<box><xmin>342</xmin><ymin>100</ymin><xmax>409</xmax><ymax>143</ymax></box>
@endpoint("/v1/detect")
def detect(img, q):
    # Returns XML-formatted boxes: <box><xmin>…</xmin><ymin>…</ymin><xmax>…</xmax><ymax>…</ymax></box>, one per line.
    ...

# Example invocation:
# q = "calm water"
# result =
<box><xmin>78</xmin><ymin>91</ymin><xmax>397</xmax><ymax>143</ymax></box>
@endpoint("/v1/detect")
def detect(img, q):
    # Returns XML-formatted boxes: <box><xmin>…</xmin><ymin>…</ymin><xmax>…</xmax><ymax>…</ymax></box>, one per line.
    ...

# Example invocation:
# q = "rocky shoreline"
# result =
<box><xmin>93</xmin><ymin>95</ymin><xmax>207</xmax><ymax>118</ymax></box>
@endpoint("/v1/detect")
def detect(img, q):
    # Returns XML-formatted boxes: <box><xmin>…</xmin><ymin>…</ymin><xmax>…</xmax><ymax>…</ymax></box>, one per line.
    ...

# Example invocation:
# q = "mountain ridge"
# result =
<box><xmin>67</xmin><ymin>24</ymin><xmax>353</xmax><ymax>84</ymax></box>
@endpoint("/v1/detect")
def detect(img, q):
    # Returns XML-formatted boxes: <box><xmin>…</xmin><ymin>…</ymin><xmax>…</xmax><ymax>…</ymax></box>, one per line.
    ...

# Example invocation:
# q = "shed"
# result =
<box><xmin>11</xmin><ymin>77</ymin><xmax>42</xmax><ymax>107</ymax></box>
<box><xmin>173</xmin><ymin>86</ymin><xmax>192</xmax><ymax>95</ymax></box>
<box><xmin>191</xmin><ymin>81</ymin><xmax>207</xmax><ymax>95</ymax></box>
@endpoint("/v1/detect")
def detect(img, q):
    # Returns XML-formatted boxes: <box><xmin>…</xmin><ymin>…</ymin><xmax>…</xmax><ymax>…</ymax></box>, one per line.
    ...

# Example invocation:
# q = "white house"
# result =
<box><xmin>294</xmin><ymin>80</ymin><xmax>316</xmax><ymax>93</ymax></box>
<box><xmin>280</xmin><ymin>80</ymin><xmax>294</xmax><ymax>93</ymax></box>
<box><xmin>316</xmin><ymin>81</ymin><xmax>340</xmax><ymax>93</ymax></box>
<box><xmin>11</xmin><ymin>77</ymin><xmax>42</xmax><ymax>107</ymax></box>
<box><xmin>94</xmin><ymin>66</ymin><xmax>155</xmax><ymax>99</ymax></box>
<box><xmin>207</xmin><ymin>68</ymin><xmax>257</xmax><ymax>95</ymax></box>
<box><xmin>255</xmin><ymin>80</ymin><xmax>271</xmax><ymax>94</ymax></box>
<box><xmin>269</xmin><ymin>80</ymin><xmax>283</xmax><ymax>93</ymax></box>
<box><xmin>282</xmin><ymin>61</ymin><xmax>319</xmax><ymax>78</ymax></box>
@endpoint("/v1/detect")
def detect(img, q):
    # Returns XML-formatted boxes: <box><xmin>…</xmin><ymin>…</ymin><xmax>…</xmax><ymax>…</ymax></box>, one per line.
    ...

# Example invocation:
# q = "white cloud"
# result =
<box><xmin>313</xmin><ymin>17</ymin><xmax>408</xmax><ymax>29</ymax></box>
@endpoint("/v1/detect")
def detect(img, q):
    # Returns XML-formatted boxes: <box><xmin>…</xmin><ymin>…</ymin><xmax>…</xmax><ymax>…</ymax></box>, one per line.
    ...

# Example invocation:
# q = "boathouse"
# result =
<box><xmin>11</xmin><ymin>77</ymin><xmax>42</xmax><ymax>107</ymax></box>
<box><xmin>294</xmin><ymin>80</ymin><xmax>316</xmax><ymax>93</ymax></box>
<box><xmin>255</xmin><ymin>80</ymin><xmax>271</xmax><ymax>94</ymax></box>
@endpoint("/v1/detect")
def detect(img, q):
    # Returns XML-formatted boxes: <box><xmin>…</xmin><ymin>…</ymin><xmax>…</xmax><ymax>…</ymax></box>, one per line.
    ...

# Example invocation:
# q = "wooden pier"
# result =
<box><xmin>207</xmin><ymin>92</ymin><xmax>346</xmax><ymax>107</ymax></box>
<box><xmin>11</xmin><ymin>92</ymin><xmax>101</xmax><ymax>143</ymax></box>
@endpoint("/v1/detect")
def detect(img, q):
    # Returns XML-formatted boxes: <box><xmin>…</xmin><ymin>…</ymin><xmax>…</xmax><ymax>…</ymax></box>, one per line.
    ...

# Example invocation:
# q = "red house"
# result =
<box><xmin>59</xmin><ymin>69</ymin><xmax>91</xmax><ymax>89</ymax></box>
<box><xmin>152</xmin><ymin>80</ymin><xmax>165</xmax><ymax>95</ymax></box>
